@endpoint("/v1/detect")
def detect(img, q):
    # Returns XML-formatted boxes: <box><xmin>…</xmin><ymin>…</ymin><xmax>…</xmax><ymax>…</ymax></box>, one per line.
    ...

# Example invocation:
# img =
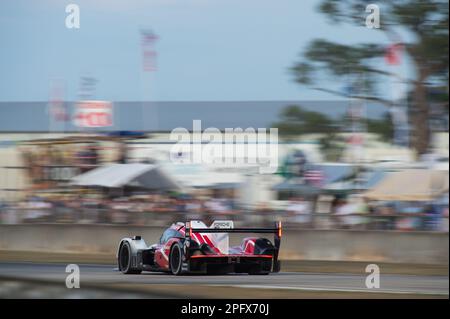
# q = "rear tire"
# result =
<box><xmin>273</xmin><ymin>260</ymin><xmax>281</xmax><ymax>273</ymax></box>
<box><xmin>118</xmin><ymin>242</ymin><xmax>142</xmax><ymax>274</ymax></box>
<box><xmin>169</xmin><ymin>242</ymin><xmax>184</xmax><ymax>275</ymax></box>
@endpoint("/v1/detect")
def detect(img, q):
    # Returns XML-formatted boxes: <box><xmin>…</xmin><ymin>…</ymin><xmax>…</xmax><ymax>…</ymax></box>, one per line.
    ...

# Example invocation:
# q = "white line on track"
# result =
<box><xmin>212</xmin><ymin>284</ymin><xmax>449</xmax><ymax>296</ymax></box>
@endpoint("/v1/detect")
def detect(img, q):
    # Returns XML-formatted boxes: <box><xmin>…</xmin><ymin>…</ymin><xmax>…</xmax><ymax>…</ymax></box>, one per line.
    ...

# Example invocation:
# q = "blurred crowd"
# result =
<box><xmin>0</xmin><ymin>193</ymin><xmax>239</xmax><ymax>227</ymax></box>
<box><xmin>1</xmin><ymin>193</ymin><xmax>448</xmax><ymax>232</ymax></box>
<box><xmin>285</xmin><ymin>196</ymin><xmax>448</xmax><ymax>232</ymax></box>
<box><xmin>0</xmin><ymin>139</ymin><xmax>447</xmax><ymax>232</ymax></box>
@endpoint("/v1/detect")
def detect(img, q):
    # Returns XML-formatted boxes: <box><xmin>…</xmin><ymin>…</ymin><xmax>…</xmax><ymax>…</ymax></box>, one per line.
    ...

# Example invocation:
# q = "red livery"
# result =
<box><xmin>117</xmin><ymin>220</ymin><xmax>282</xmax><ymax>275</ymax></box>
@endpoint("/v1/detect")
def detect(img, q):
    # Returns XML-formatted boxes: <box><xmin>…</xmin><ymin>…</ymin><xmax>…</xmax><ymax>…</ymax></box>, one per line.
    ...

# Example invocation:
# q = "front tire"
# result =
<box><xmin>118</xmin><ymin>242</ymin><xmax>142</xmax><ymax>274</ymax></box>
<box><xmin>169</xmin><ymin>242</ymin><xmax>184</xmax><ymax>275</ymax></box>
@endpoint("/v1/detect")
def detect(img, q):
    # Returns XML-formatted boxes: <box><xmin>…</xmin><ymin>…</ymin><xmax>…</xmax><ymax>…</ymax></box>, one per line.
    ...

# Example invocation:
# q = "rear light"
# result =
<box><xmin>278</xmin><ymin>221</ymin><xmax>282</xmax><ymax>238</ymax></box>
<box><xmin>186</xmin><ymin>221</ymin><xmax>192</xmax><ymax>238</ymax></box>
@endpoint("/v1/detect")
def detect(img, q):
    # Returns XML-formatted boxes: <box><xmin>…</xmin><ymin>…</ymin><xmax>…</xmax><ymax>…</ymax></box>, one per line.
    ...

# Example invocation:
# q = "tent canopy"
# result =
<box><xmin>363</xmin><ymin>169</ymin><xmax>449</xmax><ymax>201</ymax></box>
<box><xmin>360</xmin><ymin>169</ymin><xmax>388</xmax><ymax>190</ymax></box>
<box><xmin>315</xmin><ymin>164</ymin><xmax>355</xmax><ymax>185</ymax></box>
<box><xmin>274</xmin><ymin>164</ymin><xmax>355</xmax><ymax>195</ymax></box>
<box><xmin>325</xmin><ymin>169</ymin><xmax>389</xmax><ymax>193</ymax></box>
<box><xmin>160</xmin><ymin>163</ymin><xmax>244</xmax><ymax>189</ymax></box>
<box><xmin>272</xmin><ymin>178</ymin><xmax>321</xmax><ymax>196</ymax></box>
<box><xmin>71</xmin><ymin>163</ymin><xmax>181</xmax><ymax>190</ymax></box>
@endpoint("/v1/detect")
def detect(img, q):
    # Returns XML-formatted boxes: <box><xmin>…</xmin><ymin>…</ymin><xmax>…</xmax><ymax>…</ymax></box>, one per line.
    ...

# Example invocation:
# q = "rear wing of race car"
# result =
<box><xmin>185</xmin><ymin>221</ymin><xmax>282</xmax><ymax>271</ymax></box>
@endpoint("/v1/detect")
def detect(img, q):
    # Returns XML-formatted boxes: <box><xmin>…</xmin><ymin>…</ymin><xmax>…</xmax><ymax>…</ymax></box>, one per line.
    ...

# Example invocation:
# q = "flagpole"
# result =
<box><xmin>140</xmin><ymin>29</ymin><xmax>159</xmax><ymax>135</ymax></box>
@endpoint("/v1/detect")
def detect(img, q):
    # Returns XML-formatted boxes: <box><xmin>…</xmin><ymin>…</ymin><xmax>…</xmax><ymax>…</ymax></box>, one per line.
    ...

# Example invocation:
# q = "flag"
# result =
<box><xmin>385</xmin><ymin>43</ymin><xmax>403</xmax><ymax>65</ymax></box>
<box><xmin>304</xmin><ymin>169</ymin><xmax>324</xmax><ymax>187</ymax></box>
<box><xmin>141</xmin><ymin>29</ymin><xmax>158</xmax><ymax>72</ymax></box>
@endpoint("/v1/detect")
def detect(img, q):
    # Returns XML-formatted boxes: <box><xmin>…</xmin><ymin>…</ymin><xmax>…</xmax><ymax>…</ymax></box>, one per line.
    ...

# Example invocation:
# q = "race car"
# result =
<box><xmin>117</xmin><ymin>220</ymin><xmax>282</xmax><ymax>275</ymax></box>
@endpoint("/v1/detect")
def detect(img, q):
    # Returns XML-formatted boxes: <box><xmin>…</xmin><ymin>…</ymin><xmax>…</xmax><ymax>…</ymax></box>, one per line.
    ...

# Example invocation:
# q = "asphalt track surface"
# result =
<box><xmin>0</xmin><ymin>262</ymin><xmax>448</xmax><ymax>297</ymax></box>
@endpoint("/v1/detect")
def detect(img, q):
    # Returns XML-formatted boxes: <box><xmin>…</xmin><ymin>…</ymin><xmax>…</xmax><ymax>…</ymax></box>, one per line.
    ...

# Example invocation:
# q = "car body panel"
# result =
<box><xmin>117</xmin><ymin>220</ymin><xmax>281</xmax><ymax>274</ymax></box>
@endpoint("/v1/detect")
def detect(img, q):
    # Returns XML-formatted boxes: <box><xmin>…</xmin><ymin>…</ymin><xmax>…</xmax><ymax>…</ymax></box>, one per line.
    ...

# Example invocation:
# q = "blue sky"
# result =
<box><xmin>0</xmin><ymin>0</ymin><xmax>407</xmax><ymax>102</ymax></box>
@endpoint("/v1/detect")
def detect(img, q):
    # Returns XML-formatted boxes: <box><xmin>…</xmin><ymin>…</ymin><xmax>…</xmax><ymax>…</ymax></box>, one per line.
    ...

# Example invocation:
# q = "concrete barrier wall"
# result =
<box><xmin>0</xmin><ymin>225</ymin><xmax>448</xmax><ymax>264</ymax></box>
<box><xmin>283</xmin><ymin>229</ymin><xmax>449</xmax><ymax>264</ymax></box>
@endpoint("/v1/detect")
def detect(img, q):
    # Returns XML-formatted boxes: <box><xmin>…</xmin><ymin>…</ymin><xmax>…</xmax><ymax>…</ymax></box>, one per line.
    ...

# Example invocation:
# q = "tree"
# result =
<box><xmin>292</xmin><ymin>0</ymin><xmax>449</xmax><ymax>156</ymax></box>
<box><xmin>274</xmin><ymin>105</ymin><xmax>396</xmax><ymax>161</ymax></box>
<box><xmin>340</xmin><ymin>112</ymin><xmax>395</xmax><ymax>142</ymax></box>
<box><xmin>274</xmin><ymin>105</ymin><xmax>337</xmax><ymax>136</ymax></box>
<box><xmin>274</xmin><ymin>105</ymin><xmax>345</xmax><ymax>161</ymax></box>
<box><xmin>367</xmin><ymin>114</ymin><xmax>395</xmax><ymax>142</ymax></box>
